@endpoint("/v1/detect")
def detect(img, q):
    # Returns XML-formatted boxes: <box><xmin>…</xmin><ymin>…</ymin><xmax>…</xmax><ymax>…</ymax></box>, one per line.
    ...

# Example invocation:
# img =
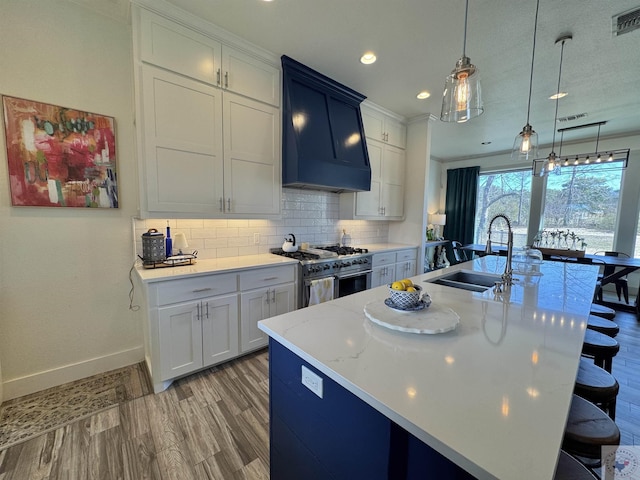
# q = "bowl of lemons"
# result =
<box><xmin>388</xmin><ymin>279</ymin><xmax>423</xmax><ymax>309</ymax></box>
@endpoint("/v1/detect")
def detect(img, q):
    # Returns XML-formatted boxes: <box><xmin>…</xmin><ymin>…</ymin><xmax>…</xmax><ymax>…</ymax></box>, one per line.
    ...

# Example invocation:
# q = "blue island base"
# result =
<box><xmin>269</xmin><ymin>338</ymin><xmax>477</xmax><ymax>479</ymax></box>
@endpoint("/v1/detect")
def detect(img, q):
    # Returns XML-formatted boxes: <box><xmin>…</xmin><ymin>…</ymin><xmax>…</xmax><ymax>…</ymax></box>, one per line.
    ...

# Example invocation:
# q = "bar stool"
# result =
<box><xmin>562</xmin><ymin>395</ymin><xmax>620</xmax><ymax>464</ymax></box>
<box><xmin>589</xmin><ymin>304</ymin><xmax>616</xmax><ymax>320</ymax></box>
<box><xmin>554</xmin><ymin>451</ymin><xmax>599</xmax><ymax>479</ymax></box>
<box><xmin>581</xmin><ymin>329</ymin><xmax>619</xmax><ymax>373</ymax></box>
<box><xmin>574</xmin><ymin>357</ymin><xmax>619</xmax><ymax>420</ymax></box>
<box><xmin>586</xmin><ymin>315</ymin><xmax>619</xmax><ymax>338</ymax></box>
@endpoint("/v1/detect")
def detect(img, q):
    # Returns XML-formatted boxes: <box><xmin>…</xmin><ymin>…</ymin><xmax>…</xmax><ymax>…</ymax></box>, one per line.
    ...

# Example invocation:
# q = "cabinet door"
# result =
<box><xmin>240</xmin><ymin>289</ymin><xmax>270</xmax><ymax>353</ymax></box>
<box><xmin>222</xmin><ymin>46</ymin><xmax>280</xmax><ymax>106</ymax></box>
<box><xmin>384</xmin><ymin>117</ymin><xmax>406</xmax><ymax>149</ymax></box>
<box><xmin>394</xmin><ymin>260</ymin><xmax>417</xmax><ymax>280</ymax></box>
<box><xmin>381</xmin><ymin>145</ymin><xmax>405</xmax><ymax>219</ymax></box>
<box><xmin>141</xmin><ymin>65</ymin><xmax>224</xmax><ymax>214</ymax></box>
<box><xmin>139</xmin><ymin>8</ymin><xmax>221</xmax><ymax>85</ymax></box>
<box><xmin>158</xmin><ymin>301</ymin><xmax>203</xmax><ymax>380</ymax></box>
<box><xmin>372</xmin><ymin>266</ymin><xmax>394</xmax><ymax>288</ymax></box>
<box><xmin>202</xmin><ymin>293</ymin><xmax>240</xmax><ymax>368</ymax></box>
<box><xmin>361</xmin><ymin>107</ymin><xmax>385</xmax><ymax>142</ymax></box>
<box><xmin>223</xmin><ymin>92</ymin><xmax>281</xmax><ymax>215</ymax></box>
<box><xmin>271</xmin><ymin>283</ymin><xmax>295</xmax><ymax>317</ymax></box>
<box><xmin>355</xmin><ymin>140</ymin><xmax>383</xmax><ymax>217</ymax></box>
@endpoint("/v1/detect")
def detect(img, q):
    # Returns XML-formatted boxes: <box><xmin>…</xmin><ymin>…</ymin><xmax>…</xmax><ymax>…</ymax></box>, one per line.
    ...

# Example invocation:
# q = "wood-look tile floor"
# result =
<box><xmin>1</xmin><ymin>309</ymin><xmax>639</xmax><ymax>480</ymax></box>
<box><xmin>0</xmin><ymin>349</ymin><xmax>270</xmax><ymax>480</ymax></box>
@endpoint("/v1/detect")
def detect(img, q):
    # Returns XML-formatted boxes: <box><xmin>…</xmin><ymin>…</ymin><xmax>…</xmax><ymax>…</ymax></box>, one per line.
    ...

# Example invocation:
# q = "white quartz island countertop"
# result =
<box><xmin>258</xmin><ymin>256</ymin><xmax>600</xmax><ymax>480</ymax></box>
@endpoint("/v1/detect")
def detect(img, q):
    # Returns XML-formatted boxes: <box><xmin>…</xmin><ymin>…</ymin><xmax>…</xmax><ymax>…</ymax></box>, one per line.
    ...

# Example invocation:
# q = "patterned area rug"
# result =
<box><xmin>0</xmin><ymin>362</ymin><xmax>150</xmax><ymax>451</ymax></box>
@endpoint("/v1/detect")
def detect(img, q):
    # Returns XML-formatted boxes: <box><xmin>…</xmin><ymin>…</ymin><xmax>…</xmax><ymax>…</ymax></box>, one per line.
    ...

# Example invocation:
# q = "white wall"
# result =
<box><xmin>0</xmin><ymin>0</ymin><xmax>141</xmax><ymax>400</ymax></box>
<box><xmin>0</xmin><ymin>0</ymin><xmax>395</xmax><ymax>401</ymax></box>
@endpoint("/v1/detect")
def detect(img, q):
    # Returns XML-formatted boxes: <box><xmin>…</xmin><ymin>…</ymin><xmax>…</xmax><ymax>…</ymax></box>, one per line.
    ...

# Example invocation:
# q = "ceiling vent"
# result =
<box><xmin>557</xmin><ymin>113</ymin><xmax>588</xmax><ymax>123</ymax></box>
<box><xmin>613</xmin><ymin>7</ymin><xmax>640</xmax><ymax>36</ymax></box>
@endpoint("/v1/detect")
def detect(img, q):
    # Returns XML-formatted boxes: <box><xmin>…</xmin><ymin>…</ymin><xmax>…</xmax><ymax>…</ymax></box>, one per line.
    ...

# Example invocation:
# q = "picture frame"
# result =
<box><xmin>2</xmin><ymin>95</ymin><xmax>118</xmax><ymax>208</ymax></box>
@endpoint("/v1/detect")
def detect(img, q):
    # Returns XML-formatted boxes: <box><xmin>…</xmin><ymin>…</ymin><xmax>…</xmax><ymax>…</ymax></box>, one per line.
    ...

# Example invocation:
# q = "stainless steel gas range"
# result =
<box><xmin>270</xmin><ymin>245</ymin><xmax>372</xmax><ymax>308</ymax></box>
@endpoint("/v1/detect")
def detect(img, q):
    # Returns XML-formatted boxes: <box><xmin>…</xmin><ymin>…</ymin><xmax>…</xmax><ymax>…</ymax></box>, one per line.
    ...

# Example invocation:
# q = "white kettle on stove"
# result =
<box><xmin>282</xmin><ymin>234</ymin><xmax>298</xmax><ymax>252</ymax></box>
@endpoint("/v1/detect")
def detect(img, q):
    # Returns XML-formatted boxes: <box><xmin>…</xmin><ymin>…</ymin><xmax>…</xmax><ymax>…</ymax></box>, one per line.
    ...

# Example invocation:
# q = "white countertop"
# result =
<box><xmin>134</xmin><ymin>254</ymin><xmax>299</xmax><ymax>283</ymax></box>
<box><xmin>134</xmin><ymin>244</ymin><xmax>419</xmax><ymax>283</ymax></box>
<box><xmin>258</xmin><ymin>256</ymin><xmax>600</xmax><ymax>480</ymax></box>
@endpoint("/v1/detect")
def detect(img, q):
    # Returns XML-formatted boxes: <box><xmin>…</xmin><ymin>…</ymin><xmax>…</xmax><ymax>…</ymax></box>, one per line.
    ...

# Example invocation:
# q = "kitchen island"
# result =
<box><xmin>258</xmin><ymin>256</ymin><xmax>600</xmax><ymax>479</ymax></box>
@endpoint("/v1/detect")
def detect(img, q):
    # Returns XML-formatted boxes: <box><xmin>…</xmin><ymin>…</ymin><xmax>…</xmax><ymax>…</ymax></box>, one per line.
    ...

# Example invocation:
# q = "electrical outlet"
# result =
<box><xmin>301</xmin><ymin>365</ymin><xmax>323</xmax><ymax>398</ymax></box>
<box><xmin>254</xmin><ymin>233</ymin><xmax>260</xmax><ymax>244</ymax></box>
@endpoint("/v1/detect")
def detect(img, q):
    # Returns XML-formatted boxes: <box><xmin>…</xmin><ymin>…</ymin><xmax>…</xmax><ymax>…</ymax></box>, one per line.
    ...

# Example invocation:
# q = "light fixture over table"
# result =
<box><xmin>532</xmin><ymin>36</ymin><xmax>629</xmax><ymax>176</ymax></box>
<box><xmin>511</xmin><ymin>0</ymin><xmax>541</xmax><ymax>162</ymax></box>
<box><xmin>440</xmin><ymin>0</ymin><xmax>483</xmax><ymax>123</ymax></box>
<box><xmin>532</xmin><ymin>35</ymin><xmax>570</xmax><ymax>177</ymax></box>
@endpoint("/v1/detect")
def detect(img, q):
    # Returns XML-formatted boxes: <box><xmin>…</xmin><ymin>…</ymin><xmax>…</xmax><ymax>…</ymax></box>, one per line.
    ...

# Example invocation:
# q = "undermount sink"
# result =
<box><xmin>425</xmin><ymin>270</ymin><xmax>502</xmax><ymax>292</ymax></box>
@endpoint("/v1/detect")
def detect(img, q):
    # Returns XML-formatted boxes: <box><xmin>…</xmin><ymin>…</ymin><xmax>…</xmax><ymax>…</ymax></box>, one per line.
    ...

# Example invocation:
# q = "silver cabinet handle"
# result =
<box><xmin>224</xmin><ymin>71</ymin><xmax>229</xmax><ymax>88</ymax></box>
<box><xmin>271</xmin><ymin>289</ymin><xmax>276</xmax><ymax>303</ymax></box>
<box><xmin>263</xmin><ymin>277</ymin><xmax>278</xmax><ymax>281</ymax></box>
<box><xmin>219</xmin><ymin>197</ymin><xmax>224</xmax><ymax>212</ymax></box>
<box><xmin>216</xmin><ymin>68</ymin><xmax>221</xmax><ymax>86</ymax></box>
<box><xmin>205</xmin><ymin>302</ymin><xmax>209</xmax><ymax>319</ymax></box>
<box><xmin>193</xmin><ymin>288</ymin><xmax>213</xmax><ymax>293</ymax></box>
<box><xmin>196</xmin><ymin>303</ymin><xmax>201</xmax><ymax>320</ymax></box>
<box><xmin>227</xmin><ymin>198</ymin><xmax>231</xmax><ymax>212</ymax></box>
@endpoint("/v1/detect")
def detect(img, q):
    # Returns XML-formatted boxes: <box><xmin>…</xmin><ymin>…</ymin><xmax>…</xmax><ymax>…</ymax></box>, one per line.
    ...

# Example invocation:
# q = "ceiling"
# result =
<box><xmin>83</xmin><ymin>0</ymin><xmax>640</xmax><ymax>161</ymax></box>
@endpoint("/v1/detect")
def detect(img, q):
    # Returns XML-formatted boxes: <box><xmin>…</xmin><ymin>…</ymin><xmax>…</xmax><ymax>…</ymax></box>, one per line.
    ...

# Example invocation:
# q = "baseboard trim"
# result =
<box><xmin>2</xmin><ymin>346</ymin><xmax>144</xmax><ymax>401</ymax></box>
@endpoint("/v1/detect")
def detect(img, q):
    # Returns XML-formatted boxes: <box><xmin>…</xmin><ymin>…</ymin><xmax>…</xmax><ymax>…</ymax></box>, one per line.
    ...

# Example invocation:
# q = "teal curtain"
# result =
<box><xmin>443</xmin><ymin>166</ymin><xmax>479</xmax><ymax>262</ymax></box>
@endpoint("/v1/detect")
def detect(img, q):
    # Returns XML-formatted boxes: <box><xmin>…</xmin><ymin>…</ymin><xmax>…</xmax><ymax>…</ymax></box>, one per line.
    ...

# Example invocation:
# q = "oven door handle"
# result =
<box><xmin>336</xmin><ymin>269</ymin><xmax>372</xmax><ymax>280</ymax></box>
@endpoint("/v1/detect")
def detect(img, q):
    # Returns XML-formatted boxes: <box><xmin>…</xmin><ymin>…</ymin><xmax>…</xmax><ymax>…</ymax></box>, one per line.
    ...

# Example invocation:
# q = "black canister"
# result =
<box><xmin>142</xmin><ymin>228</ymin><xmax>166</xmax><ymax>264</ymax></box>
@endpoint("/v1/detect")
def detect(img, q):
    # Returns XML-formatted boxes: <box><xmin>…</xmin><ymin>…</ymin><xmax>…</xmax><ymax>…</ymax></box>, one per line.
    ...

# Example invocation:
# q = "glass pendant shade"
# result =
<box><xmin>441</xmin><ymin>56</ymin><xmax>483</xmax><ymax>123</ymax></box>
<box><xmin>512</xmin><ymin>124</ymin><xmax>539</xmax><ymax>161</ymax></box>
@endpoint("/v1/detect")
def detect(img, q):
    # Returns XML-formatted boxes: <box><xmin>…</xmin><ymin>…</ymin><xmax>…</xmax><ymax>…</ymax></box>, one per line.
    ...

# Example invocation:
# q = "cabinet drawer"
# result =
<box><xmin>155</xmin><ymin>273</ymin><xmax>238</xmax><ymax>306</ymax></box>
<box><xmin>395</xmin><ymin>249</ymin><xmax>417</xmax><ymax>262</ymax></box>
<box><xmin>240</xmin><ymin>265</ymin><xmax>295</xmax><ymax>291</ymax></box>
<box><xmin>372</xmin><ymin>253</ymin><xmax>395</xmax><ymax>267</ymax></box>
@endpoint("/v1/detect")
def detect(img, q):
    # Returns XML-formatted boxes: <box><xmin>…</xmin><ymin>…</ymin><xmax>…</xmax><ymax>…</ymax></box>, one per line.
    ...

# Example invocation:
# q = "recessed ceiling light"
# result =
<box><xmin>360</xmin><ymin>52</ymin><xmax>377</xmax><ymax>65</ymax></box>
<box><xmin>416</xmin><ymin>91</ymin><xmax>431</xmax><ymax>99</ymax></box>
<box><xmin>549</xmin><ymin>92</ymin><xmax>568</xmax><ymax>100</ymax></box>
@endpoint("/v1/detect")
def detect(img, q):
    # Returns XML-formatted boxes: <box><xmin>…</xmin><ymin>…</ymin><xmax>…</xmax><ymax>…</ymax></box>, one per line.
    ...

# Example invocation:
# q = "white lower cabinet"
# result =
<box><xmin>240</xmin><ymin>266</ymin><xmax>295</xmax><ymax>353</ymax></box>
<box><xmin>158</xmin><ymin>293</ymin><xmax>238</xmax><ymax>381</ymax></box>
<box><xmin>371</xmin><ymin>248</ymin><xmax>418</xmax><ymax>288</ymax></box>
<box><xmin>139</xmin><ymin>264</ymin><xmax>296</xmax><ymax>393</ymax></box>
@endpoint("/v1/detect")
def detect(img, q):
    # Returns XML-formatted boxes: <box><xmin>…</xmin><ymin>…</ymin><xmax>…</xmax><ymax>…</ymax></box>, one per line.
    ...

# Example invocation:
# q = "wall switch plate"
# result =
<box><xmin>301</xmin><ymin>365</ymin><xmax>323</xmax><ymax>398</ymax></box>
<box><xmin>254</xmin><ymin>233</ymin><xmax>260</xmax><ymax>244</ymax></box>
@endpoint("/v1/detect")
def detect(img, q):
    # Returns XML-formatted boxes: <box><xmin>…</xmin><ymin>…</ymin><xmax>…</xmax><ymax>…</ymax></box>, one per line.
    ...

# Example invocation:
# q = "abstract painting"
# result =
<box><xmin>2</xmin><ymin>95</ymin><xmax>118</xmax><ymax>208</ymax></box>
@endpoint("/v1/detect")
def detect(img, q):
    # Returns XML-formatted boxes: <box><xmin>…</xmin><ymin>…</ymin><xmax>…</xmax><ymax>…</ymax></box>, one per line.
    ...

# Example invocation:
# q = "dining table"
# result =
<box><xmin>461</xmin><ymin>243</ymin><xmax>640</xmax><ymax>289</ymax></box>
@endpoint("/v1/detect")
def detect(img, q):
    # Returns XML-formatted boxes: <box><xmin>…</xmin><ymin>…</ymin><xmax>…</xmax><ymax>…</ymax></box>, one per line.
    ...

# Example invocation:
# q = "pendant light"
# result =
<box><xmin>533</xmin><ymin>35</ymin><xmax>571</xmax><ymax>177</ymax></box>
<box><xmin>440</xmin><ymin>0</ymin><xmax>484</xmax><ymax>123</ymax></box>
<box><xmin>511</xmin><ymin>0</ymin><xmax>541</xmax><ymax>162</ymax></box>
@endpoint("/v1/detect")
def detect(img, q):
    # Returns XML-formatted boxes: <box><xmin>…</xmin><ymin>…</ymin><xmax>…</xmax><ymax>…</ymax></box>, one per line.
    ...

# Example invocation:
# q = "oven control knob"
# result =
<box><xmin>353</xmin><ymin>259</ymin><xmax>361</xmax><ymax>264</ymax></box>
<box><xmin>324</xmin><ymin>264</ymin><xmax>330</xmax><ymax>270</ymax></box>
<box><xmin>344</xmin><ymin>261</ymin><xmax>351</xmax><ymax>267</ymax></box>
<box><xmin>363</xmin><ymin>258</ymin><xmax>369</xmax><ymax>264</ymax></box>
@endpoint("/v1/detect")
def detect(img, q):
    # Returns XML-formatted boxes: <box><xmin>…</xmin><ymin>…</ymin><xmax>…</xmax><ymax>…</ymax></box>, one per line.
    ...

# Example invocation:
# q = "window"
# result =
<box><xmin>542</xmin><ymin>164</ymin><xmax>623</xmax><ymax>254</ymax></box>
<box><xmin>474</xmin><ymin>169</ymin><xmax>531</xmax><ymax>248</ymax></box>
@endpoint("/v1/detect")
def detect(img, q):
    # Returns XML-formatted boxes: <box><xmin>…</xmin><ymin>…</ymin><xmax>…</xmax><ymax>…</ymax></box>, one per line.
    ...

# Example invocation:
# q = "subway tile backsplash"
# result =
<box><xmin>133</xmin><ymin>188</ymin><xmax>389</xmax><ymax>260</ymax></box>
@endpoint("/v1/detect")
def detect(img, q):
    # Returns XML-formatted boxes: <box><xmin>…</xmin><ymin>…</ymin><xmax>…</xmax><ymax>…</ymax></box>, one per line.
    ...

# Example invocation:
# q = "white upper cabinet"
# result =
<box><xmin>139</xmin><ymin>8</ymin><xmax>280</xmax><ymax>107</ymax></box>
<box><xmin>141</xmin><ymin>64</ymin><xmax>224</xmax><ymax>214</ymax></box>
<box><xmin>361</xmin><ymin>104</ymin><xmax>406</xmax><ymax>149</ymax></box>
<box><xmin>222</xmin><ymin>47</ymin><xmax>280</xmax><ymax>107</ymax></box>
<box><xmin>133</xmin><ymin>5</ymin><xmax>282</xmax><ymax>218</ymax></box>
<box><xmin>139</xmin><ymin>9</ymin><xmax>220</xmax><ymax>85</ymax></box>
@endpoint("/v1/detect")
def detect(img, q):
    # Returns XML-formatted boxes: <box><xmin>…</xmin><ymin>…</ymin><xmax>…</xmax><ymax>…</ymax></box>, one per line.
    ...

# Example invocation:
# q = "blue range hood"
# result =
<box><xmin>281</xmin><ymin>56</ymin><xmax>371</xmax><ymax>193</ymax></box>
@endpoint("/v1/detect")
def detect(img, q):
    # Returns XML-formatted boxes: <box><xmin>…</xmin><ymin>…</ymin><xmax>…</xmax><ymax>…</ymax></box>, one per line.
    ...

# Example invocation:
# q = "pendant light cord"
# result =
<box><xmin>551</xmin><ymin>39</ymin><xmax>567</xmax><ymax>152</ymax></box>
<box><xmin>525</xmin><ymin>0</ymin><xmax>540</xmax><ymax>124</ymax></box>
<box><xmin>462</xmin><ymin>0</ymin><xmax>469</xmax><ymax>57</ymax></box>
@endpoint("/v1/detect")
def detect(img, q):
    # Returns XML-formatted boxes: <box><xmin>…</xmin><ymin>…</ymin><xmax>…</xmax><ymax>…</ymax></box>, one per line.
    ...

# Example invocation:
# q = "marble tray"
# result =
<box><xmin>364</xmin><ymin>299</ymin><xmax>460</xmax><ymax>334</ymax></box>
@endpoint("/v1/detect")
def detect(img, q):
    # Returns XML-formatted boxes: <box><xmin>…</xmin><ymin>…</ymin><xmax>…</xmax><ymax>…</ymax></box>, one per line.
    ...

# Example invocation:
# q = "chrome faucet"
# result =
<box><xmin>485</xmin><ymin>214</ymin><xmax>514</xmax><ymax>287</ymax></box>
